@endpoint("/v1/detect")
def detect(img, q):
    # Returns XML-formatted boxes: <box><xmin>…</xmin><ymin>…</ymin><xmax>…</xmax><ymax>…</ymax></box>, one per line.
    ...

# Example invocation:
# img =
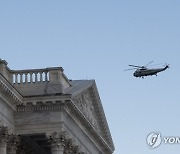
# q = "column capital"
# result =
<box><xmin>7</xmin><ymin>134</ymin><xmax>20</xmax><ymax>154</ymax></box>
<box><xmin>47</xmin><ymin>131</ymin><xmax>67</xmax><ymax>152</ymax></box>
<box><xmin>0</xmin><ymin>125</ymin><xmax>9</xmax><ymax>145</ymax></box>
<box><xmin>64</xmin><ymin>138</ymin><xmax>74</xmax><ymax>154</ymax></box>
<box><xmin>47</xmin><ymin>131</ymin><xmax>87</xmax><ymax>154</ymax></box>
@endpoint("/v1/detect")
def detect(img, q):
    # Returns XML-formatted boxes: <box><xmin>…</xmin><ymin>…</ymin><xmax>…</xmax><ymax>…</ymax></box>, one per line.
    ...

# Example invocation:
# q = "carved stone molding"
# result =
<box><xmin>0</xmin><ymin>75</ymin><xmax>23</xmax><ymax>106</ymax></box>
<box><xmin>64</xmin><ymin>137</ymin><xmax>87</xmax><ymax>154</ymax></box>
<box><xmin>64</xmin><ymin>145</ymin><xmax>81</xmax><ymax>154</ymax></box>
<box><xmin>73</xmin><ymin>90</ymin><xmax>99</xmax><ymax>131</ymax></box>
<box><xmin>17</xmin><ymin>98</ymin><xmax>69</xmax><ymax>112</ymax></box>
<box><xmin>69</xmin><ymin>87</ymin><xmax>114</xmax><ymax>154</ymax></box>
<box><xmin>17</xmin><ymin>103</ymin><xmax>65</xmax><ymax>112</ymax></box>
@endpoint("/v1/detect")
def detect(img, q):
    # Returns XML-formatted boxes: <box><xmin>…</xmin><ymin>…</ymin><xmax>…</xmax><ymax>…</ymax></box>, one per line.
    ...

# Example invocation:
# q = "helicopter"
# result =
<box><xmin>125</xmin><ymin>61</ymin><xmax>169</xmax><ymax>78</ymax></box>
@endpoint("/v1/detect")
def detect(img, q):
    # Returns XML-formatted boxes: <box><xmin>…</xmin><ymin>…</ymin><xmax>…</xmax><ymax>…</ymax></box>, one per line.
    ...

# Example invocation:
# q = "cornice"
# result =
<box><xmin>90</xmin><ymin>83</ymin><xmax>115</xmax><ymax>151</ymax></box>
<box><xmin>13</xmin><ymin>82</ymin><xmax>114</xmax><ymax>153</ymax></box>
<box><xmin>0</xmin><ymin>73</ymin><xmax>23</xmax><ymax>109</ymax></box>
<box><xmin>17</xmin><ymin>95</ymin><xmax>71</xmax><ymax>112</ymax></box>
<box><xmin>71</xmin><ymin>81</ymin><xmax>115</xmax><ymax>152</ymax></box>
<box><xmin>66</xmin><ymin>100</ymin><xmax>114</xmax><ymax>154</ymax></box>
<box><xmin>16</xmin><ymin>97</ymin><xmax>113</xmax><ymax>153</ymax></box>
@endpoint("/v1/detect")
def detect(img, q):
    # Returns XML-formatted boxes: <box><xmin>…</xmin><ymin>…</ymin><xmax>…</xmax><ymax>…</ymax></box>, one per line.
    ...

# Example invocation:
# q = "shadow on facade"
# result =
<box><xmin>17</xmin><ymin>134</ymin><xmax>51</xmax><ymax>154</ymax></box>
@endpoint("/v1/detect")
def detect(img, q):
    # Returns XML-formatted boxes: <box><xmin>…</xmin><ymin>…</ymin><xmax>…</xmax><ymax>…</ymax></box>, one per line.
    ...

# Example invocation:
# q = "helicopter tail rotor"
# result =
<box><xmin>164</xmin><ymin>64</ymin><xmax>170</xmax><ymax>69</ymax></box>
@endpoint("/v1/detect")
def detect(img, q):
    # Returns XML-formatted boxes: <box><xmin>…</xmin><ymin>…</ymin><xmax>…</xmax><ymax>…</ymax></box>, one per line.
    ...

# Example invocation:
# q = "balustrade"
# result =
<box><xmin>12</xmin><ymin>69</ymin><xmax>49</xmax><ymax>84</ymax></box>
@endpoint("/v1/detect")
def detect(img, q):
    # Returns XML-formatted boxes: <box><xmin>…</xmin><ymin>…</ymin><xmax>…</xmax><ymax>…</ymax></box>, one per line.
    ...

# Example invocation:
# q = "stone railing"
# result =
<box><xmin>0</xmin><ymin>59</ymin><xmax>71</xmax><ymax>89</ymax></box>
<box><xmin>12</xmin><ymin>69</ymin><xmax>50</xmax><ymax>84</ymax></box>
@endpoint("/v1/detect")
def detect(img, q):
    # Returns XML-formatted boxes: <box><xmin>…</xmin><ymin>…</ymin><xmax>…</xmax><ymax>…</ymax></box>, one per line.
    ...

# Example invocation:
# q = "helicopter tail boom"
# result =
<box><xmin>164</xmin><ymin>65</ymin><xmax>169</xmax><ymax>70</ymax></box>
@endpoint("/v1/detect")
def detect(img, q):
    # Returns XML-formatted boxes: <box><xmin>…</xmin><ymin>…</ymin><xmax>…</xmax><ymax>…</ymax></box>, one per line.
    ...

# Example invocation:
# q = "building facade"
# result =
<box><xmin>0</xmin><ymin>59</ymin><xmax>115</xmax><ymax>154</ymax></box>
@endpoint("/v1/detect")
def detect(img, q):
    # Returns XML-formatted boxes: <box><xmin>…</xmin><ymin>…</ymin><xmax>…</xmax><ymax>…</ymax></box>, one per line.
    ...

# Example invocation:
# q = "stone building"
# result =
<box><xmin>0</xmin><ymin>59</ymin><xmax>115</xmax><ymax>154</ymax></box>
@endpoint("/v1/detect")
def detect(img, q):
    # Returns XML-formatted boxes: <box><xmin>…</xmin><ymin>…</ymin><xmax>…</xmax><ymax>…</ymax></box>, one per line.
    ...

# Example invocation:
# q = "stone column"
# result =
<box><xmin>0</xmin><ymin>139</ymin><xmax>7</xmax><ymax>154</ymax></box>
<box><xmin>7</xmin><ymin>147</ymin><xmax>16</xmax><ymax>154</ymax></box>
<box><xmin>47</xmin><ymin>132</ymin><xmax>66</xmax><ymax>154</ymax></box>
<box><xmin>0</xmin><ymin>125</ymin><xmax>9</xmax><ymax>154</ymax></box>
<box><xmin>7</xmin><ymin>134</ymin><xmax>19</xmax><ymax>154</ymax></box>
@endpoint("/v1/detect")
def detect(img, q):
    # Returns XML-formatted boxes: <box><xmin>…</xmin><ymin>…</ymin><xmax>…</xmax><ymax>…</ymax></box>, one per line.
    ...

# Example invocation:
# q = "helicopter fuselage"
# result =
<box><xmin>133</xmin><ymin>65</ymin><xmax>169</xmax><ymax>78</ymax></box>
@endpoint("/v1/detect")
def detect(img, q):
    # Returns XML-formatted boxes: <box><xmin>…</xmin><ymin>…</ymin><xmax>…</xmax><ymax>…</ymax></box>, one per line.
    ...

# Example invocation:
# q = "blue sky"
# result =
<box><xmin>1</xmin><ymin>1</ymin><xmax>180</xmax><ymax>153</ymax></box>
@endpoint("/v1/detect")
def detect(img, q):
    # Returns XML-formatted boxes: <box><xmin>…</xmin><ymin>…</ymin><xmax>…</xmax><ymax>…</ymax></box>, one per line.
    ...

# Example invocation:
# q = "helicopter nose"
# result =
<box><xmin>133</xmin><ymin>72</ymin><xmax>138</xmax><ymax>77</ymax></box>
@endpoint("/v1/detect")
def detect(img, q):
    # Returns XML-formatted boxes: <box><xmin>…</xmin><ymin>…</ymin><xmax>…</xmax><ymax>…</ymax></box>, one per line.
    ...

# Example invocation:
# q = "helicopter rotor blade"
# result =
<box><xmin>124</xmin><ymin>68</ymin><xmax>137</xmax><ymax>71</ymax></box>
<box><xmin>149</xmin><ymin>63</ymin><xmax>163</xmax><ymax>67</ymax></box>
<box><xmin>128</xmin><ymin>65</ymin><xmax>142</xmax><ymax>68</ymax></box>
<box><xmin>145</xmin><ymin>61</ymin><xmax>154</xmax><ymax>67</ymax></box>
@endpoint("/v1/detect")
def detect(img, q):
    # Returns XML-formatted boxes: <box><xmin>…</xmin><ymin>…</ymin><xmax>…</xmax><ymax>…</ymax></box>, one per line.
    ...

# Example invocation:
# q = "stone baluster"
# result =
<box><xmin>25</xmin><ymin>73</ymin><xmax>28</xmax><ymax>83</ymax></box>
<box><xmin>15</xmin><ymin>74</ymin><xmax>18</xmax><ymax>84</ymax></box>
<box><xmin>35</xmin><ymin>72</ymin><xmax>38</xmax><ymax>82</ymax></box>
<box><xmin>0</xmin><ymin>125</ymin><xmax>9</xmax><ymax>154</ymax></box>
<box><xmin>30</xmin><ymin>73</ymin><xmax>33</xmax><ymax>83</ymax></box>
<box><xmin>12</xmin><ymin>68</ymin><xmax>53</xmax><ymax>84</ymax></box>
<box><xmin>45</xmin><ymin>71</ymin><xmax>48</xmax><ymax>81</ymax></box>
<box><xmin>40</xmin><ymin>72</ymin><xmax>43</xmax><ymax>82</ymax></box>
<box><xmin>20</xmin><ymin>74</ymin><xmax>23</xmax><ymax>83</ymax></box>
<box><xmin>47</xmin><ymin>132</ymin><xmax>66</xmax><ymax>154</ymax></box>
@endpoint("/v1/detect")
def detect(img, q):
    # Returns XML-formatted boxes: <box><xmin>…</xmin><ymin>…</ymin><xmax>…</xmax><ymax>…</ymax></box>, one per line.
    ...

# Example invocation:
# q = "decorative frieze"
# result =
<box><xmin>74</xmin><ymin>90</ymin><xmax>99</xmax><ymax>131</ymax></box>
<box><xmin>17</xmin><ymin>99</ymin><xmax>67</xmax><ymax>112</ymax></box>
